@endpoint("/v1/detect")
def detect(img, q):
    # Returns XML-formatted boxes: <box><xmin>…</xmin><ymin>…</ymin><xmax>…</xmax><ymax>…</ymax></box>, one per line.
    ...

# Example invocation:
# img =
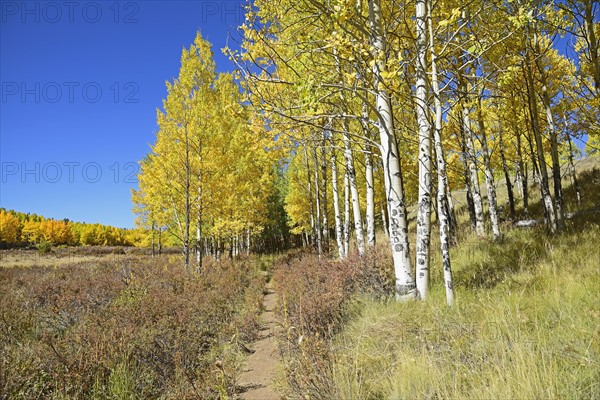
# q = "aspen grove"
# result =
<box><xmin>134</xmin><ymin>1</ymin><xmax>599</xmax><ymax>306</ymax></box>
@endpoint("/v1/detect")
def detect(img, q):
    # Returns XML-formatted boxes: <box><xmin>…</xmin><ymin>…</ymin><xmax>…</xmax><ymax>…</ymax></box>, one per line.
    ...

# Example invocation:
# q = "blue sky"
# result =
<box><xmin>1</xmin><ymin>0</ymin><xmax>246</xmax><ymax>228</ymax></box>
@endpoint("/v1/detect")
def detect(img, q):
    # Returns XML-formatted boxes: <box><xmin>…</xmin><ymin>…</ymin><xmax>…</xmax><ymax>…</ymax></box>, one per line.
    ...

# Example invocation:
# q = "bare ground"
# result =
<box><xmin>236</xmin><ymin>283</ymin><xmax>281</xmax><ymax>400</ymax></box>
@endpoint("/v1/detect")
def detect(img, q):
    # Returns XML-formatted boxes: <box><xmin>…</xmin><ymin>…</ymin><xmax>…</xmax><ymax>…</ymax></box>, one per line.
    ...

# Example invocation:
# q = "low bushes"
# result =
<box><xmin>273</xmin><ymin>247</ymin><xmax>393</xmax><ymax>399</ymax></box>
<box><xmin>0</xmin><ymin>255</ymin><xmax>265</xmax><ymax>398</ymax></box>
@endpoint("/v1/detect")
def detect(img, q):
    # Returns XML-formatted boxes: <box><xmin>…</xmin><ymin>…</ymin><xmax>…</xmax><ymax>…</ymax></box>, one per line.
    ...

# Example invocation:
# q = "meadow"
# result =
<box><xmin>0</xmin><ymin>250</ymin><xmax>268</xmax><ymax>399</ymax></box>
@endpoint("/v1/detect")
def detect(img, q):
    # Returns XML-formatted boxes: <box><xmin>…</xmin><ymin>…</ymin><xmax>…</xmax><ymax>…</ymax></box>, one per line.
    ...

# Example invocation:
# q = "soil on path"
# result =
<box><xmin>236</xmin><ymin>283</ymin><xmax>280</xmax><ymax>399</ymax></box>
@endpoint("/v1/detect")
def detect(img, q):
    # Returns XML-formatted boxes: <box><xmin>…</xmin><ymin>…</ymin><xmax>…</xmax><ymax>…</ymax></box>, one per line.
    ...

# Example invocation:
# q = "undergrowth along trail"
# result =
<box><xmin>0</xmin><ymin>253</ymin><xmax>266</xmax><ymax>398</ymax></box>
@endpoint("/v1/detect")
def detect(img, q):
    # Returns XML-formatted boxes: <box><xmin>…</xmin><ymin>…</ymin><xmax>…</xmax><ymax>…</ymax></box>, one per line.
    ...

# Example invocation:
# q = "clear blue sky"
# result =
<box><xmin>1</xmin><ymin>0</ymin><xmax>246</xmax><ymax>228</ymax></box>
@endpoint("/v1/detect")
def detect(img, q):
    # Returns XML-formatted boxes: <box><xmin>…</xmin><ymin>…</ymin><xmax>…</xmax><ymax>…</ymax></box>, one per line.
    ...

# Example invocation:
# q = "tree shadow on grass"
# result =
<box><xmin>455</xmin><ymin>167</ymin><xmax>600</xmax><ymax>291</ymax></box>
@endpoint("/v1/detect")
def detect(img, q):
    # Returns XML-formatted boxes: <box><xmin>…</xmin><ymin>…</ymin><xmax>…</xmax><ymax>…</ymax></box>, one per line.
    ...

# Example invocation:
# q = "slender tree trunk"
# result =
<box><xmin>321</xmin><ymin>139</ymin><xmax>330</xmax><ymax>253</ymax></box>
<box><xmin>313</xmin><ymin>145</ymin><xmax>323</xmax><ymax>257</ymax></box>
<box><xmin>343</xmin><ymin>123</ymin><xmax>366</xmax><ymax>256</ymax></box>
<box><xmin>428</xmin><ymin>3</ymin><xmax>453</xmax><ymax>304</ymax></box>
<box><xmin>584</xmin><ymin>0</ymin><xmax>600</xmax><ymax>91</ymax></box>
<box><xmin>431</xmin><ymin>185</ymin><xmax>438</xmax><ymax>223</ymax></box>
<box><xmin>513</xmin><ymin>121</ymin><xmax>525</xmax><ymax>205</ymax></box>
<box><xmin>343</xmin><ymin>172</ymin><xmax>351</xmax><ymax>257</ymax></box>
<box><xmin>381</xmin><ymin>204</ymin><xmax>389</xmax><ymax>237</ymax></box>
<box><xmin>246</xmin><ymin>228</ymin><xmax>251</xmax><ymax>256</ymax></box>
<box><xmin>304</xmin><ymin>144</ymin><xmax>317</xmax><ymax>248</ymax></box>
<box><xmin>565</xmin><ymin>118</ymin><xmax>581</xmax><ymax>206</ymax></box>
<box><xmin>382</xmin><ymin>171</ymin><xmax>392</xmax><ymax>236</ymax></box>
<box><xmin>415</xmin><ymin>0</ymin><xmax>433</xmax><ymax>299</ymax></box>
<box><xmin>499</xmin><ymin>128</ymin><xmax>516</xmax><ymax>220</ymax></box>
<box><xmin>334</xmin><ymin>49</ymin><xmax>365</xmax><ymax>257</ymax></box>
<box><xmin>447</xmin><ymin>193</ymin><xmax>457</xmax><ymax>243</ymax></box>
<box><xmin>517</xmin><ymin>108</ymin><xmax>539</xmax><ymax>209</ymax></box>
<box><xmin>362</xmin><ymin>102</ymin><xmax>376</xmax><ymax>247</ymax></box>
<box><xmin>524</xmin><ymin>128</ymin><xmax>541</xmax><ymax>186</ymax></box>
<box><xmin>195</xmin><ymin>184</ymin><xmax>203</xmax><ymax>273</ymax></box>
<box><xmin>534</xmin><ymin>36</ymin><xmax>564</xmax><ymax>230</ymax></box>
<box><xmin>369</xmin><ymin>0</ymin><xmax>416</xmax><ymax>300</ymax></box>
<box><xmin>331</xmin><ymin>147</ymin><xmax>346</xmax><ymax>259</ymax></box>
<box><xmin>364</xmin><ymin>141</ymin><xmax>376</xmax><ymax>246</ymax></box>
<box><xmin>158</xmin><ymin>228</ymin><xmax>162</xmax><ymax>256</ymax></box>
<box><xmin>524</xmin><ymin>55</ymin><xmax>557</xmax><ymax>232</ymax></box>
<box><xmin>462</xmin><ymin>105</ymin><xmax>486</xmax><ymax>237</ymax></box>
<box><xmin>184</xmin><ymin>128</ymin><xmax>191</xmax><ymax>272</ymax></box>
<box><xmin>196</xmin><ymin>207</ymin><xmax>202</xmax><ymax>273</ymax></box>
<box><xmin>461</xmin><ymin>135</ymin><xmax>477</xmax><ymax>230</ymax></box>
<box><xmin>477</xmin><ymin>98</ymin><xmax>501</xmax><ymax>240</ymax></box>
<box><xmin>151</xmin><ymin>221</ymin><xmax>156</xmax><ymax>257</ymax></box>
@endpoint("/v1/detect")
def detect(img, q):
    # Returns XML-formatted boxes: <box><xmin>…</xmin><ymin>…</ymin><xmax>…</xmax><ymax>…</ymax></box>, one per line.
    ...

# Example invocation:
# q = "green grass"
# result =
<box><xmin>332</xmin><ymin>224</ymin><xmax>600</xmax><ymax>399</ymax></box>
<box><xmin>330</xmin><ymin>158</ymin><xmax>600</xmax><ymax>399</ymax></box>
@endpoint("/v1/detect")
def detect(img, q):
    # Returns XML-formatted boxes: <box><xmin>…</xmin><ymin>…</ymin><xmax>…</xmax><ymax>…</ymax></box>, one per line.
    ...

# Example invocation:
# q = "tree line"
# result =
<box><xmin>0</xmin><ymin>208</ymin><xmax>161</xmax><ymax>248</ymax></box>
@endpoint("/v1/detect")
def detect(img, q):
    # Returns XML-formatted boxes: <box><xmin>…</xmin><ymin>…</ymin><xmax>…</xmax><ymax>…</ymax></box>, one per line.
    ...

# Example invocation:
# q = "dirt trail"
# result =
<box><xmin>236</xmin><ymin>283</ymin><xmax>280</xmax><ymax>399</ymax></box>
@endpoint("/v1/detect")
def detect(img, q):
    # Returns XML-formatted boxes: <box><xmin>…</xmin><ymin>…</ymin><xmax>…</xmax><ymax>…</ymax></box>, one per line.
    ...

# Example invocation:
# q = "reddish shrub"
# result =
<box><xmin>0</xmin><ymin>255</ymin><xmax>264</xmax><ymax>398</ymax></box>
<box><xmin>273</xmin><ymin>245</ymin><xmax>394</xmax><ymax>399</ymax></box>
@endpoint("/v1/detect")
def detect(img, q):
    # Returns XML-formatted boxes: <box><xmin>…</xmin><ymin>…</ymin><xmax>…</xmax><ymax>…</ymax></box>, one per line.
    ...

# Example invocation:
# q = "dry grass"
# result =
<box><xmin>332</xmin><ymin>223</ymin><xmax>600</xmax><ymax>399</ymax></box>
<box><xmin>0</xmin><ymin>253</ymin><xmax>267</xmax><ymax>399</ymax></box>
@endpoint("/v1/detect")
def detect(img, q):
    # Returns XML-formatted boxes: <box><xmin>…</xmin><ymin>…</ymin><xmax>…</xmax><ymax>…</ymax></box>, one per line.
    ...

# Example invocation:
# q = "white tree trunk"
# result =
<box><xmin>524</xmin><ymin>54</ymin><xmax>557</xmax><ymax>232</ymax></box>
<box><xmin>321</xmin><ymin>146</ymin><xmax>330</xmax><ymax>252</ymax></box>
<box><xmin>365</xmin><ymin>143</ymin><xmax>376</xmax><ymax>246</ymax></box>
<box><xmin>196</xmin><ymin>186</ymin><xmax>203</xmax><ymax>273</ymax></box>
<box><xmin>334</xmin><ymin>47</ymin><xmax>365</xmax><ymax>256</ymax></box>
<box><xmin>428</xmin><ymin>2</ymin><xmax>453</xmax><ymax>305</ymax></box>
<box><xmin>343</xmin><ymin>172</ymin><xmax>351</xmax><ymax>257</ymax></box>
<box><xmin>516</xmin><ymin>132</ymin><xmax>529</xmax><ymax>214</ymax></box>
<box><xmin>477</xmin><ymin>101</ymin><xmax>501</xmax><ymax>240</ymax></box>
<box><xmin>343</xmin><ymin>125</ymin><xmax>366</xmax><ymax>256</ymax></box>
<box><xmin>313</xmin><ymin>145</ymin><xmax>323</xmax><ymax>257</ymax></box>
<box><xmin>536</xmin><ymin>53</ymin><xmax>564</xmax><ymax>230</ymax></box>
<box><xmin>183</xmin><ymin>128</ymin><xmax>191</xmax><ymax>272</ymax></box>
<box><xmin>565</xmin><ymin>118</ymin><xmax>581</xmax><ymax>206</ymax></box>
<box><xmin>515</xmin><ymin>161</ymin><xmax>524</xmax><ymax>200</ymax></box>
<box><xmin>415</xmin><ymin>0</ymin><xmax>432</xmax><ymax>299</ymax></box>
<box><xmin>368</xmin><ymin>0</ymin><xmax>416</xmax><ymax>300</ymax></box>
<box><xmin>246</xmin><ymin>228</ymin><xmax>251</xmax><ymax>255</ymax></box>
<box><xmin>362</xmin><ymin>102</ymin><xmax>376</xmax><ymax>247</ymax></box>
<box><xmin>196</xmin><ymin>217</ymin><xmax>202</xmax><ymax>271</ymax></box>
<box><xmin>499</xmin><ymin>129</ymin><xmax>516</xmax><ymax>220</ymax></box>
<box><xmin>304</xmin><ymin>144</ymin><xmax>318</xmax><ymax>247</ymax></box>
<box><xmin>462</xmin><ymin>106</ymin><xmax>486</xmax><ymax>237</ymax></box>
<box><xmin>331</xmin><ymin>147</ymin><xmax>346</xmax><ymax>259</ymax></box>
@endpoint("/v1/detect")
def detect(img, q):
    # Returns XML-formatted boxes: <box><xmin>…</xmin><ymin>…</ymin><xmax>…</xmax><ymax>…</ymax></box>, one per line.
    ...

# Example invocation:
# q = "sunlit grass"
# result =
<box><xmin>333</xmin><ymin>224</ymin><xmax>600</xmax><ymax>399</ymax></box>
<box><xmin>330</xmin><ymin>158</ymin><xmax>600</xmax><ymax>399</ymax></box>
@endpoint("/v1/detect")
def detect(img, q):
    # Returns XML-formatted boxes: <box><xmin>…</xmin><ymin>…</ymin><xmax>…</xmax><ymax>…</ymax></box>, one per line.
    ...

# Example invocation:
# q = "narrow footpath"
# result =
<box><xmin>236</xmin><ymin>283</ymin><xmax>280</xmax><ymax>399</ymax></box>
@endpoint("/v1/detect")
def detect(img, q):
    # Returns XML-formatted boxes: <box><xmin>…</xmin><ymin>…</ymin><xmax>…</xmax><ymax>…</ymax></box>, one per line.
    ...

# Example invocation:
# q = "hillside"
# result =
<box><xmin>269</xmin><ymin>159</ymin><xmax>600</xmax><ymax>399</ymax></box>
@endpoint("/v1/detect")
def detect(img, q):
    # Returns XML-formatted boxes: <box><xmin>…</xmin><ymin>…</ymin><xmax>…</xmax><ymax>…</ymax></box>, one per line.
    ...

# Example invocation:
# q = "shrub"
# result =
<box><xmin>273</xmin><ymin>247</ymin><xmax>392</xmax><ymax>399</ymax></box>
<box><xmin>0</xmin><ymin>254</ymin><xmax>265</xmax><ymax>398</ymax></box>
<box><xmin>36</xmin><ymin>239</ymin><xmax>52</xmax><ymax>254</ymax></box>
